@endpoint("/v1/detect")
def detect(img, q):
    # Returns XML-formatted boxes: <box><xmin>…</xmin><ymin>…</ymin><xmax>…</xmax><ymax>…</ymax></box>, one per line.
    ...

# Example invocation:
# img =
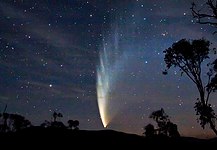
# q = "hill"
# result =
<box><xmin>0</xmin><ymin>127</ymin><xmax>216</xmax><ymax>148</ymax></box>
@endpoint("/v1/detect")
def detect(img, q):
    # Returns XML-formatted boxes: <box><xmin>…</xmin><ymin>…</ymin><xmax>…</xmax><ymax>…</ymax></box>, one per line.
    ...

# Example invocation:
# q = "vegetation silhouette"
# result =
<box><xmin>0</xmin><ymin>113</ymin><xmax>32</xmax><ymax>132</ymax></box>
<box><xmin>163</xmin><ymin>38</ymin><xmax>217</xmax><ymax>135</ymax></box>
<box><xmin>191</xmin><ymin>0</ymin><xmax>217</xmax><ymax>33</ymax></box>
<box><xmin>0</xmin><ymin>108</ymin><xmax>216</xmax><ymax>148</ymax></box>
<box><xmin>40</xmin><ymin>111</ymin><xmax>79</xmax><ymax>130</ymax></box>
<box><xmin>52</xmin><ymin>111</ymin><xmax>63</xmax><ymax>122</ymax></box>
<box><xmin>68</xmin><ymin>120</ymin><xmax>79</xmax><ymax>130</ymax></box>
<box><xmin>144</xmin><ymin>108</ymin><xmax>180</xmax><ymax>138</ymax></box>
<box><xmin>144</xmin><ymin>124</ymin><xmax>155</xmax><ymax>137</ymax></box>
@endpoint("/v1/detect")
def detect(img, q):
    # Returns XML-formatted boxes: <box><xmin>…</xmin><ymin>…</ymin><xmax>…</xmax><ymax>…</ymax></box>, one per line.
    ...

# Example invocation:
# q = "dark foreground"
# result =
<box><xmin>0</xmin><ymin>127</ymin><xmax>216</xmax><ymax>148</ymax></box>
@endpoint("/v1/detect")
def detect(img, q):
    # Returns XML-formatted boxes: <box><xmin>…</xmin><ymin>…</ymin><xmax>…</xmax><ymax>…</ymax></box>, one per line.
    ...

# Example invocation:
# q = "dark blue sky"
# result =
<box><xmin>0</xmin><ymin>0</ymin><xmax>216</xmax><ymax>138</ymax></box>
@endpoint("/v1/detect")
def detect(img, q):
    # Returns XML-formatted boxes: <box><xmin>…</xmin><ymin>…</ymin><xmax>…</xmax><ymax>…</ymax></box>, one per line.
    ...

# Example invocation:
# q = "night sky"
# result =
<box><xmin>0</xmin><ymin>0</ymin><xmax>217</xmax><ymax>138</ymax></box>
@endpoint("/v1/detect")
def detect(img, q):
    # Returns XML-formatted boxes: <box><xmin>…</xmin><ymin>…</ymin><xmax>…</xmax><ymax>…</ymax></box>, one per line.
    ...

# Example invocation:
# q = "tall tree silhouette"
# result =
<box><xmin>191</xmin><ymin>0</ymin><xmax>217</xmax><ymax>33</ymax></box>
<box><xmin>163</xmin><ymin>38</ymin><xmax>217</xmax><ymax>135</ymax></box>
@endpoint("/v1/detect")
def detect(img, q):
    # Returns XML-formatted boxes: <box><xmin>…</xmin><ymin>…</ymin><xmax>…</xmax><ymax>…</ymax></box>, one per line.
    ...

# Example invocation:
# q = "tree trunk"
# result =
<box><xmin>199</xmin><ymin>90</ymin><xmax>217</xmax><ymax>136</ymax></box>
<box><xmin>209</xmin><ymin>120</ymin><xmax>217</xmax><ymax>135</ymax></box>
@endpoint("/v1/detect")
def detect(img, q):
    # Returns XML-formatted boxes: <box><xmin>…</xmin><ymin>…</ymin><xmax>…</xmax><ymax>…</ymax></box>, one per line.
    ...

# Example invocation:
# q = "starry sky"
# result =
<box><xmin>0</xmin><ymin>0</ymin><xmax>217</xmax><ymax>138</ymax></box>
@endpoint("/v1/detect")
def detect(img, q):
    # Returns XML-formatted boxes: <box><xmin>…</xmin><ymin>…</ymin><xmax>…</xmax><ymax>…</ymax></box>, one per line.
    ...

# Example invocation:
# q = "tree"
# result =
<box><xmin>163</xmin><ymin>38</ymin><xmax>217</xmax><ymax>135</ymax></box>
<box><xmin>144</xmin><ymin>124</ymin><xmax>155</xmax><ymax>137</ymax></box>
<box><xmin>0</xmin><ymin>113</ymin><xmax>9</xmax><ymax>132</ymax></box>
<box><xmin>50</xmin><ymin>121</ymin><xmax>65</xmax><ymax>128</ymax></box>
<box><xmin>52</xmin><ymin>112</ymin><xmax>63</xmax><ymax>122</ymax></box>
<box><xmin>40</xmin><ymin>120</ymin><xmax>51</xmax><ymax>128</ymax></box>
<box><xmin>150</xmin><ymin>108</ymin><xmax>170</xmax><ymax>136</ymax></box>
<box><xmin>41</xmin><ymin>112</ymin><xmax>65</xmax><ymax>129</ymax></box>
<box><xmin>9</xmin><ymin>114</ymin><xmax>32</xmax><ymax>132</ymax></box>
<box><xmin>191</xmin><ymin>0</ymin><xmax>217</xmax><ymax>33</ymax></box>
<box><xmin>144</xmin><ymin>108</ymin><xmax>180</xmax><ymax>137</ymax></box>
<box><xmin>167</xmin><ymin>122</ymin><xmax>180</xmax><ymax>138</ymax></box>
<box><xmin>53</xmin><ymin>112</ymin><xmax>58</xmax><ymax>122</ymax></box>
<box><xmin>68</xmin><ymin>120</ymin><xmax>79</xmax><ymax>130</ymax></box>
<box><xmin>0</xmin><ymin>113</ymin><xmax>31</xmax><ymax>132</ymax></box>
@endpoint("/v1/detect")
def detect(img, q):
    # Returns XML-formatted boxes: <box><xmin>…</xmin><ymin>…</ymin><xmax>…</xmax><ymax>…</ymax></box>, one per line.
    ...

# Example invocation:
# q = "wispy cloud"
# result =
<box><xmin>0</xmin><ymin>96</ymin><xmax>9</xmax><ymax>101</ymax></box>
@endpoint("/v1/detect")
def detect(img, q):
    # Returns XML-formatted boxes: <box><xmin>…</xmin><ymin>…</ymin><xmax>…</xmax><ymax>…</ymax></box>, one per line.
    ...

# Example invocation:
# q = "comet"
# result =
<box><xmin>96</xmin><ymin>46</ymin><xmax>110</xmax><ymax>128</ymax></box>
<box><xmin>96</xmin><ymin>27</ymin><xmax>120</xmax><ymax>128</ymax></box>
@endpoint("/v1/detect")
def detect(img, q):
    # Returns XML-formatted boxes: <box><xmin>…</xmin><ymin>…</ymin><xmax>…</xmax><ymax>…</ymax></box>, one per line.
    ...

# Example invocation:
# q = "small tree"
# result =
<box><xmin>144</xmin><ymin>124</ymin><xmax>155</xmax><ymax>137</ymax></box>
<box><xmin>40</xmin><ymin>120</ymin><xmax>51</xmax><ymax>128</ymax></box>
<box><xmin>53</xmin><ymin>112</ymin><xmax>58</xmax><ymax>122</ymax></box>
<box><xmin>68</xmin><ymin>120</ymin><xmax>79</xmax><ymax>130</ymax></box>
<box><xmin>163</xmin><ymin>38</ymin><xmax>217</xmax><ymax>135</ymax></box>
<box><xmin>52</xmin><ymin>112</ymin><xmax>63</xmax><ymax>122</ymax></box>
<box><xmin>167</xmin><ymin>122</ymin><xmax>180</xmax><ymax>138</ymax></box>
<box><xmin>150</xmin><ymin>108</ymin><xmax>170</xmax><ymax>136</ymax></box>
<box><xmin>42</xmin><ymin>112</ymin><xmax>65</xmax><ymax>129</ymax></box>
<box><xmin>144</xmin><ymin>108</ymin><xmax>179</xmax><ymax>137</ymax></box>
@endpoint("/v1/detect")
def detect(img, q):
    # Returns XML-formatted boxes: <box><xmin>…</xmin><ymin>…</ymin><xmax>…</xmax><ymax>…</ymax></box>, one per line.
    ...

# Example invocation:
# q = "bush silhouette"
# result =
<box><xmin>68</xmin><ymin>120</ymin><xmax>79</xmax><ymax>130</ymax></box>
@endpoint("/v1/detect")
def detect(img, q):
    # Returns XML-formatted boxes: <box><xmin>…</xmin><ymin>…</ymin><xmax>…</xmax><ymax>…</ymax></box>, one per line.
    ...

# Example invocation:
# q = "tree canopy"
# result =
<box><xmin>163</xmin><ymin>38</ymin><xmax>217</xmax><ymax>135</ymax></box>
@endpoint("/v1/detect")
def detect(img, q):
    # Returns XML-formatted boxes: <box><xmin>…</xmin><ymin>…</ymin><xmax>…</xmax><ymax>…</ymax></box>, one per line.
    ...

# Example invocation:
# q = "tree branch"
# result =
<box><xmin>191</xmin><ymin>0</ymin><xmax>217</xmax><ymax>30</ymax></box>
<box><xmin>206</xmin><ymin>74</ymin><xmax>213</xmax><ymax>104</ymax></box>
<box><xmin>177</xmin><ymin>63</ymin><xmax>197</xmax><ymax>84</ymax></box>
<box><xmin>197</xmin><ymin>20</ymin><xmax>217</xmax><ymax>26</ymax></box>
<box><xmin>207</xmin><ymin>0</ymin><xmax>217</xmax><ymax>18</ymax></box>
